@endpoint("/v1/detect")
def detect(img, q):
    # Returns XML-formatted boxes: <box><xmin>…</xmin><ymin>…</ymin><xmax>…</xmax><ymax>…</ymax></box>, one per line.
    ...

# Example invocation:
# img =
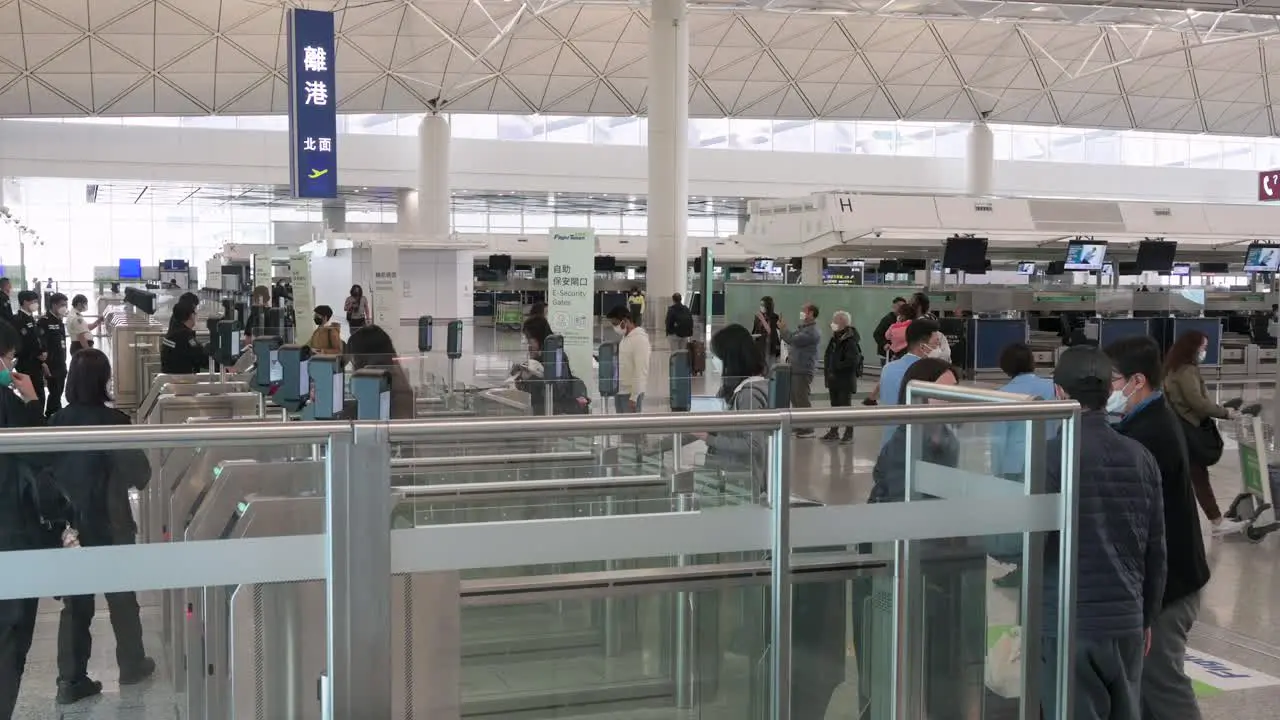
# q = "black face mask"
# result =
<box><xmin>314</xmin><ymin>315</ymin><xmax>324</xmax><ymax>326</ymax></box>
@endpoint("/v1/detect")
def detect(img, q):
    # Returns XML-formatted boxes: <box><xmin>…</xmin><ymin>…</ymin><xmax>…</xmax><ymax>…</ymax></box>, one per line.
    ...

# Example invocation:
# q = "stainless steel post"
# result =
<box><xmin>674</xmin><ymin>490</ymin><xmax>697</xmax><ymax>708</ymax></box>
<box><xmin>769</xmin><ymin>420</ymin><xmax>793</xmax><ymax>720</ymax></box>
<box><xmin>893</xmin><ymin>407</ymin><xmax>927</xmax><ymax>720</ymax></box>
<box><xmin>1055</xmin><ymin>409</ymin><xmax>1082</xmax><ymax>720</ymax></box>
<box><xmin>604</xmin><ymin>494</ymin><xmax>622</xmax><ymax>658</ymax></box>
<box><xmin>1018</xmin><ymin>418</ymin><xmax>1048</xmax><ymax>718</ymax></box>
<box><xmin>324</xmin><ymin>426</ymin><xmax>392</xmax><ymax>719</ymax></box>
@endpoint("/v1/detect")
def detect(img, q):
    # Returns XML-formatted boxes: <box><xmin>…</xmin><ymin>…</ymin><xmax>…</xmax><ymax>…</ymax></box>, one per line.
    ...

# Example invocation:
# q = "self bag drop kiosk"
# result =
<box><xmin>276</xmin><ymin>345</ymin><xmax>311</xmax><ymax>412</ymax></box>
<box><xmin>251</xmin><ymin>336</ymin><xmax>282</xmax><ymax>394</ymax></box>
<box><xmin>351</xmin><ymin>369</ymin><xmax>392</xmax><ymax>420</ymax></box>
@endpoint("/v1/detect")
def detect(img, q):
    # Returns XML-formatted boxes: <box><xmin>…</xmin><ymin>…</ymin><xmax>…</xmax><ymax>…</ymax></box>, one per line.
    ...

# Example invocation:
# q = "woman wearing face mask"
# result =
<box><xmin>344</xmin><ymin>285</ymin><xmax>370</xmax><ymax>331</ymax></box>
<box><xmin>306</xmin><ymin>305</ymin><xmax>343</xmax><ymax>356</ymax></box>
<box><xmin>751</xmin><ymin>296</ymin><xmax>781</xmax><ymax>370</ymax></box>
<box><xmin>1164</xmin><ymin>329</ymin><xmax>1244</xmax><ymax>536</ymax></box>
<box><xmin>510</xmin><ymin>317</ymin><xmax>589</xmax><ymax>415</ymax></box>
<box><xmin>699</xmin><ymin>324</ymin><xmax>770</xmax><ymax>498</ymax></box>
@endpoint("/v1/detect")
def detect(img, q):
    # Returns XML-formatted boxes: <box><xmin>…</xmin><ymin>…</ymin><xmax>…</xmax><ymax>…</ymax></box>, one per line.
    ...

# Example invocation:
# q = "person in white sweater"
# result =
<box><xmin>606</xmin><ymin>305</ymin><xmax>651</xmax><ymax>413</ymax></box>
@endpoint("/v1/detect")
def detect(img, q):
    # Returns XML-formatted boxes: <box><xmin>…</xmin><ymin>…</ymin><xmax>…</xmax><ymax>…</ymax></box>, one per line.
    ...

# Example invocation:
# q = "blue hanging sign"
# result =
<box><xmin>287</xmin><ymin>9</ymin><xmax>338</xmax><ymax>199</ymax></box>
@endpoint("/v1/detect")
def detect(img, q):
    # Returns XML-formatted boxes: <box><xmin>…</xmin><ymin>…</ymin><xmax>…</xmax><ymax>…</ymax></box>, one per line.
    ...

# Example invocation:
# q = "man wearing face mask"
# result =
<box><xmin>37</xmin><ymin>293</ymin><xmax>69</xmax><ymax>418</ymax></box>
<box><xmin>1040</xmin><ymin>346</ymin><xmax>1166</xmax><ymax>720</ymax></box>
<box><xmin>878</xmin><ymin>317</ymin><xmax>941</xmax><ymax>448</ymax></box>
<box><xmin>1105</xmin><ymin>337</ymin><xmax>1207</xmax><ymax>720</ymax></box>
<box><xmin>776</xmin><ymin>303</ymin><xmax>822</xmax><ymax>437</ymax></box>
<box><xmin>821</xmin><ymin>310</ymin><xmax>861</xmax><ymax>443</ymax></box>
<box><xmin>306</xmin><ymin>305</ymin><xmax>343</xmax><ymax>356</ymax></box>
<box><xmin>13</xmin><ymin>291</ymin><xmax>45</xmax><ymax>408</ymax></box>
<box><xmin>606</xmin><ymin>305</ymin><xmax>650</xmax><ymax>414</ymax></box>
<box><xmin>0</xmin><ymin>318</ymin><xmax>48</xmax><ymax>720</ymax></box>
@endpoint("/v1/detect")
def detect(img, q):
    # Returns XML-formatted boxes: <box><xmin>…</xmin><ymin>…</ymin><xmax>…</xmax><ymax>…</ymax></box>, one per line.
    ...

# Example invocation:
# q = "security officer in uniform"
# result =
<box><xmin>160</xmin><ymin>304</ymin><xmax>207</xmax><ymax>374</ymax></box>
<box><xmin>0</xmin><ymin>318</ymin><xmax>49</xmax><ymax>720</ymax></box>
<box><xmin>38</xmin><ymin>293</ymin><xmax>69</xmax><ymax>418</ymax></box>
<box><xmin>0</xmin><ymin>278</ymin><xmax>13</xmax><ymax>327</ymax></box>
<box><xmin>13</xmin><ymin>291</ymin><xmax>45</xmax><ymax>406</ymax></box>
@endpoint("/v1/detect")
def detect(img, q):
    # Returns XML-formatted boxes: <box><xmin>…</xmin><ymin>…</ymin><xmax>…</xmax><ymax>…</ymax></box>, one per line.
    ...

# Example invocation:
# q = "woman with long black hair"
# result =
<box><xmin>702</xmin><ymin>324</ymin><xmax>770</xmax><ymax>497</ymax></box>
<box><xmin>1164</xmin><ymin>329</ymin><xmax>1244</xmax><ymax>536</ymax></box>
<box><xmin>751</xmin><ymin>296</ymin><xmax>781</xmax><ymax>370</ymax></box>
<box><xmin>49</xmin><ymin>349</ymin><xmax>154</xmax><ymax>705</ymax></box>
<box><xmin>344</xmin><ymin>284</ymin><xmax>370</xmax><ymax>330</ymax></box>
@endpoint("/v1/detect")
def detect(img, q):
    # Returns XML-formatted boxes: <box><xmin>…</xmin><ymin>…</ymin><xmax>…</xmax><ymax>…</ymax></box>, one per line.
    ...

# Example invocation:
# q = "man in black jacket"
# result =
<box><xmin>0</xmin><ymin>278</ymin><xmax>13</xmax><ymax>327</ymax></box>
<box><xmin>1106</xmin><ymin>337</ymin><xmax>1208</xmax><ymax>720</ymax></box>
<box><xmin>13</xmin><ymin>291</ymin><xmax>44</xmax><ymax>407</ymax></box>
<box><xmin>821</xmin><ymin>310</ymin><xmax>861</xmax><ymax>443</ymax></box>
<box><xmin>1043</xmin><ymin>346</ymin><xmax>1166</xmax><ymax>720</ymax></box>
<box><xmin>0</xmin><ymin>319</ymin><xmax>49</xmax><ymax>720</ymax></box>
<box><xmin>664</xmin><ymin>293</ymin><xmax>694</xmax><ymax>352</ymax></box>
<box><xmin>870</xmin><ymin>296</ymin><xmax>905</xmax><ymax>359</ymax></box>
<box><xmin>38</xmin><ymin>292</ymin><xmax>69</xmax><ymax>418</ymax></box>
<box><xmin>161</xmin><ymin>305</ymin><xmax>207</xmax><ymax>374</ymax></box>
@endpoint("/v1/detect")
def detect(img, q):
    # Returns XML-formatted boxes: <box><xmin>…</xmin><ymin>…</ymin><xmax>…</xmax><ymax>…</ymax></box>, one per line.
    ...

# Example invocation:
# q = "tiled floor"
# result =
<box><xmin>16</xmin><ymin>326</ymin><xmax>1280</xmax><ymax>718</ymax></box>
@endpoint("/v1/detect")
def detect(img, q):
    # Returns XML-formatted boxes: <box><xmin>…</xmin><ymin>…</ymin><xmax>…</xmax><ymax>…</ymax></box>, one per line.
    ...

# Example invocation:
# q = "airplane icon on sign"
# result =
<box><xmin>308</xmin><ymin>169</ymin><xmax>329</xmax><ymax>179</ymax></box>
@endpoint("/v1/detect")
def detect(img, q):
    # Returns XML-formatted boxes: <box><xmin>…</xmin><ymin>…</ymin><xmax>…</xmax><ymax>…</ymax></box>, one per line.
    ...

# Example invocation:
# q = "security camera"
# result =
<box><xmin>874</xmin><ymin>230</ymin><xmax>883</xmax><ymax>238</ymax></box>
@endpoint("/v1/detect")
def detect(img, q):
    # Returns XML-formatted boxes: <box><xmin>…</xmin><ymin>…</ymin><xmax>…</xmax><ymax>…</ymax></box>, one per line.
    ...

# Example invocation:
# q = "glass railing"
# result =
<box><xmin>0</xmin><ymin>396</ymin><xmax>1079</xmax><ymax>719</ymax></box>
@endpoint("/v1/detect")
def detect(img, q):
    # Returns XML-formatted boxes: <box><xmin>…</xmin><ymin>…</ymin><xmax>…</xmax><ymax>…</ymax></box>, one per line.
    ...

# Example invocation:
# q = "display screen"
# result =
<box><xmin>379</xmin><ymin>390</ymin><xmax>390</xmax><ymax>420</ymax></box>
<box><xmin>331</xmin><ymin>373</ymin><xmax>344</xmax><ymax>415</ymax></box>
<box><xmin>752</xmin><ymin>259</ymin><xmax>774</xmax><ymax>273</ymax></box>
<box><xmin>1136</xmin><ymin>240</ymin><xmax>1177</xmax><ymax>272</ymax></box>
<box><xmin>297</xmin><ymin>360</ymin><xmax>309</xmax><ymax>396</ymax></box>
<box><xmin>160</xmin><ymin>259</ymin><xmax>189</xmax><ymax>272</ymax></box>
<box><xmin>941</xmin><ymin>236</ymin><xmax>988</xmax><ymax>273</ymax></box>
<box><xmin>1064</xmin><ymin>242</ymin><xmax>1107</xmax><ymax>271</ymax></box>
<box><xmin>269</xmin><ymin>350</ymin><xmax>282</xmax><ymax>383</ymax></box>
<box><xmin>1243</xmin><ymin>245</ymin><xmax>1280</xmax><ymax>272</ymax></box>
<box><xmin>118</xmin><ymin>258</ymin><xmax>143</xmax><ymax>279</ymax></box>
<box><xmin>228</xmin><ymin>333</ymin><xmax>240</xmax><ymax>357</ymax></box>
<box><xmin>690</xmin><ymin>395</ymin><xmax>725</xmax><ymax>413</ymax></box>
<box><xmin>1017</xmin><ymin>262</ymin><xmax>1037</xmax><ymax>275</ymax></box>
<box><xmin>1171</xmin><ymin>262</ymin><xmax>1191</xmax><ymax>276</ymax></box>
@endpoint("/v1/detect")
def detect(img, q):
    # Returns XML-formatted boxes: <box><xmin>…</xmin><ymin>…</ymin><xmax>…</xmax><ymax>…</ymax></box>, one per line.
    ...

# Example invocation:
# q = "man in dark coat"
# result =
<box><xmin>821</xmin><ymin>310</ymin><xmax>861</xmax><ymax>443</ymax></box>
<box><xmin>1106</xmin><ymin>337</ymin><xmax>1208</xmax><ymax>720</ymax></box>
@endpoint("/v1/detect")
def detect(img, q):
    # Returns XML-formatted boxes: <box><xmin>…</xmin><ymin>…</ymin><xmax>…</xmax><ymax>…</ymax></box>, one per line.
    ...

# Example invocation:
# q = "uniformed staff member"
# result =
<box><xmin>0</xmin><ymin>319</ymin><xmax>49</xmax><ymax>720</ymax></box>
<box><xmin>38</xmin><ymin>293</ymin><xmax>69</xmax><ymax>418</ymax></box>
<box><xmin>169</xmin><ymin>292</ymin><xmax>199</xmax><ymax>332</ymax></box>
<box><xmin>0</xmin><ymin>278</ymin><xmax>13</xmax><ymax>327</ymax></box>
<box><xmin>67</xmin><ymin>295</ymin><xmax>99</xmax><ymax>352</ymax></box>
<box><xmin>13</xmin><ymin>291</ymin><xmax>45</xmax><ymax>406</ymax></box>
<box><xmin>160</xmin><ymin>305</ymin><xmax>206</xmax><ymax>374</ymax></box>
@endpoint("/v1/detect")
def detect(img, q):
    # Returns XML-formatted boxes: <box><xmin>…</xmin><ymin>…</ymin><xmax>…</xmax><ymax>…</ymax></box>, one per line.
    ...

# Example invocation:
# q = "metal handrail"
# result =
<box><xmin>389</xmin><ymin>451</ymin><xmax>595</xmax><ymax>469</ymax></box>
<box><xmin>393</xmin><ymin>474</ymin><xmax>664</xmax><ymax>500</ymax></box>
<box><xmin>0</xmin><ymin>401</ymin><xmax>1077</xmax><ymax>452</ymax></box>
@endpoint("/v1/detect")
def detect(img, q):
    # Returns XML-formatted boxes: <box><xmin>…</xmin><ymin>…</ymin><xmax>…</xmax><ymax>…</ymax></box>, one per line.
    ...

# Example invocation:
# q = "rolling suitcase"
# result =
<box><xmin>687</xmin><ymin>340</ymin><xmax>706</xmax><ymax>376</ymax></box>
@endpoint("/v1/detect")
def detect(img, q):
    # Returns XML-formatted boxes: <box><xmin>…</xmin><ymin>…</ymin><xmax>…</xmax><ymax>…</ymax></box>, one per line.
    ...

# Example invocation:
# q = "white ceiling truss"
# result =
<box><xmin>4</xmin><ymin>0</ymin><xmax>1280</xmax><ymax>135</ymax></box>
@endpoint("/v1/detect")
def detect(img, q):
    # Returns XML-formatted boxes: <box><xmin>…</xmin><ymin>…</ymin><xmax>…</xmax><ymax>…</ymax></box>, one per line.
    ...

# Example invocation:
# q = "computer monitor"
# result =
<box><xmin>941</xmin><ymin>236</ymin><xmax>988</xmax><ymax>273</ymax></box>
<box><xmin>1243</xmin><ymin>245</ymin><xmax>1280</xmax><ymax>272</ymax></box>
<box><xmin>1016</xmin><ymin>262</ymin><xmax>1037</xmax><ymax>275</ymax></box>
<box><xmin>1170</xmin><ymin>262</ymin><xmax>1191</xmax><ymax>276</ymax></box>
<box><xmin>1063</xmin><ymin>242</ymin><xmax>1107</xmax><ymax>271</ymax></box>
<box><xmin>1135</xmin><ymin>240</ymin><xmax>1177</xmax><ymax>272</ymax></box>
<box><xmin>752</xmin><ymin>259</ymin><xmax>774</xmax><ymax>274</ymax></box>
<box><xmin>118</xmin><ymin>258</ymin><xmax>143</xmax><ymax>280</ymax></box>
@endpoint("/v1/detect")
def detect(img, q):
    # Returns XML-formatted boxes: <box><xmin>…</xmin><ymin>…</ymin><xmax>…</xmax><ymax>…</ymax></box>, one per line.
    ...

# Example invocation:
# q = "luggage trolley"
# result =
<box><xmin>1225</xmin><ymin>407</ymin><xmax>1280</xmax><ymax>543</ymax></box>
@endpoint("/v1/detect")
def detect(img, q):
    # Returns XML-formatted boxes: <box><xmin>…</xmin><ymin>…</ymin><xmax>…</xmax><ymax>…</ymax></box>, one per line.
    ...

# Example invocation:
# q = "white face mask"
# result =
<box><xmin>1197</xmin><ymin>349</ymin><xmax>1207</xmax><ymax>363</ymax></box>
<box><xmin>55</xmin><ymin>306</ymin><xmax>67</xmax><ymax>317</ymax></box>
<box><xmin>612</xmin><ymin>324</ymin><xmax>625</xmax><ymax>337</ymax></box>
<box><xmin>799</xmin><ymin>312</ymin><xmax>807</xmax><ymax>322</ymax></box>
<box><xmin>710</xmin><ymin>356</ymin><xmax>723</xmax><ymax>374</ymax></box>
<box><xmin>830</xmin><ymin>323</ymin><xmax>840</xmax><ymax>333</ymax></box>
<box><xmin>759</xmin><ymin>305</ymin><xmax>766</xmax><ymax>313</ymax></box>
<box><xmin>1106</xmin><ymin>382</ymin><xmax>1133</xmax><ymax>415</ymax></box>
<box><xmin>926</xmin><ymin>345</ymin><xmax>946</xmax><ymax>359</ymax></box>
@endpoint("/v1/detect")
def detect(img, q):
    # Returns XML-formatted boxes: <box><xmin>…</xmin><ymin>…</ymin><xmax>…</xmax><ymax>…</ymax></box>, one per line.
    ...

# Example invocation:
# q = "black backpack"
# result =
<box><xmin>674</xmin><ymin>306</ymin><xmax>694</xmax><ymax>337</ymax></box>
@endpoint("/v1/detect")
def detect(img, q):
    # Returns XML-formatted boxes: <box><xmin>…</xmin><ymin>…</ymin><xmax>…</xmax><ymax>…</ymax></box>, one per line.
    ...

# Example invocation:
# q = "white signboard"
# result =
<box><xmin>252</xmin><ymin>252</ymin><xmax>272</xmax><ymax>290</ymax></box>
<box><xmin>548</xmin><ymin>227</ymin><xmax>596</xmax><ymax>379</ymax></box>
<box><xmin>289</xmin><ymin>253</ymin><xmax>315</xmax><ymax>341</ymax></box>
<box><xmin>370</xmin><ymin>244</ymin><xmax>400</xmax><ymax>329</ymax></box>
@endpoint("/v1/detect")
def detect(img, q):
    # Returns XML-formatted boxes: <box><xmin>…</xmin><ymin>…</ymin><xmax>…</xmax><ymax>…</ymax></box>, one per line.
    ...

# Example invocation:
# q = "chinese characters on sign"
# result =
<box><xmin>548</xmin><ymin>229</ymin><xmax>596</xmax><ymax>381</ymax></box>
<box><xmin>370</xmin><ymin>244</ymin><xmax>401</xmax><ymax>329</ymax></box>
<box><xmin>287</xmin><ymin>9</ymin><xmax>338</xmax><ymax>199</ymax></box>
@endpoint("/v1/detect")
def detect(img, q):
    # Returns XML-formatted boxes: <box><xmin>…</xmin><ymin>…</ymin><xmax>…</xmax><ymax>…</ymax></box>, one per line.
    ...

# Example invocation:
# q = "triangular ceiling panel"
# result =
<box><xmin>16</xmin><ymin>2</ymin><xmax>80</xmax><ymax>33</ymax></box>
<box><xmin>36</xmin><ymin>37</ymin><xmax>88</xmax><ymax>74</ymax></box>
<box><xmin>155</xmin><ymin>79</ymin><xmax>207</xmax><ymax>114</ymax></box>
<box><xmin>0</xmin><ymin>77</ymin><xmax>30</xmax><ymax>114</ymax></box>
<box><xmin>37</xmin><ymin>72</ymin><xmax>90</xmax><ymax>108</ymax></box>
<box><xmin>27</xmin><ymin>77</ymin><xmax>84</xmax><ymax>114</ymax></box>
<box><xmin>92</xmin><ymin>72</ymin><xmax>147</xmax><ymax>112</ymax></box>
<box><xmin>33</xmin><ymin>0</ymin><xmax>90</xmax><ymax>29</ymax></box>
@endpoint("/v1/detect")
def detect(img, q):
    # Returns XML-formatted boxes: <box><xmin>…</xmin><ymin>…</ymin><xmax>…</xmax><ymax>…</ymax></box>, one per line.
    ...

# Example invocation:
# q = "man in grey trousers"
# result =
<box><xmin>1042</xmin><ymin>347</ymin><xmax>1167</xmax><ymax>720</ymax></box>
<box><xmin>777</xmin><ymin>303</ymin><xmax>821</xmax><ymax>437</ymax></box>
<box><xmin>1105</xmin><ymin>337</ymin><xmax>1208</xmax><ymax>720</ymax></box>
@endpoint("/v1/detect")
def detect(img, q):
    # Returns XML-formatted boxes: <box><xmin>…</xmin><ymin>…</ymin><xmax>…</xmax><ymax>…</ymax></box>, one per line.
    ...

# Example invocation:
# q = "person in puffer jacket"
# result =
<box><xmin>1041</xmin><ymin>346</ymin><xmax>1166</xmax><ymax>720</ymax></box>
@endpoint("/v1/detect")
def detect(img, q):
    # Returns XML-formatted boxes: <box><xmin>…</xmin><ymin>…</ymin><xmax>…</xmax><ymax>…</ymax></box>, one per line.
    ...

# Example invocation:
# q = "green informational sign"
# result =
<box><xmin>1240</xmin><ymin>441</ymin><xmax>1266</xmax><ymax>496</ymax></box>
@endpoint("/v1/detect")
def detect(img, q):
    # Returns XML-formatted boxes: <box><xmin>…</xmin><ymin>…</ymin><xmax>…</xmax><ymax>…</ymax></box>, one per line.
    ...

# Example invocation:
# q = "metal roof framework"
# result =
<box><xmin>2</xmin><ymin>0</ymin><xmax>1280</xmax><ymax>134</ymax></box>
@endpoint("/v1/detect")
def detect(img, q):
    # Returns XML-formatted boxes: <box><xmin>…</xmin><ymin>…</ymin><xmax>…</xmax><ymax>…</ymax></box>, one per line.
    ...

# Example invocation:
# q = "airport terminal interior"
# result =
<box><xmin>9</xmin><ymin>0</ymin><xmax>1280</xmax><ymax>719</ymax></box>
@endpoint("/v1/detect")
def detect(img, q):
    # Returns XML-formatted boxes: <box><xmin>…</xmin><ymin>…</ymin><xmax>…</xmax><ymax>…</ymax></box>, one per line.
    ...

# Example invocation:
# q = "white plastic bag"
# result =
<box><xmin>985</xmin><ymin>626</ymin><xmax>1023</xmax><ymax>698</ymax></box>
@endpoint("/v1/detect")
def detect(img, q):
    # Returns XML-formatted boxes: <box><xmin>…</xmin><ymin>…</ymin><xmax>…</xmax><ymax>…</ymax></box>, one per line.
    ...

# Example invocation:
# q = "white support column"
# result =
<box><xmin>396</xmin><ymin>188</ymin><xmax>419</xmax><ymax>235</ymax></box>
<box><xmin>966</xmin><ymin>120</ymin><xmax>994</xmax><ymax>197</ymax></box>
<box><xmin>419</xmin><ymin>114</ymin><xmax>451</xmax><ymax>239</ymax></box>
<box><xmin>801</xmin><ymin>257</ymin><xmax>822</xmax><ymax>285</ymax></box>
<box><xmin>646</xmin><ymin>0</ymin><xmax>689</xmax><ymax>327</ymax></box>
